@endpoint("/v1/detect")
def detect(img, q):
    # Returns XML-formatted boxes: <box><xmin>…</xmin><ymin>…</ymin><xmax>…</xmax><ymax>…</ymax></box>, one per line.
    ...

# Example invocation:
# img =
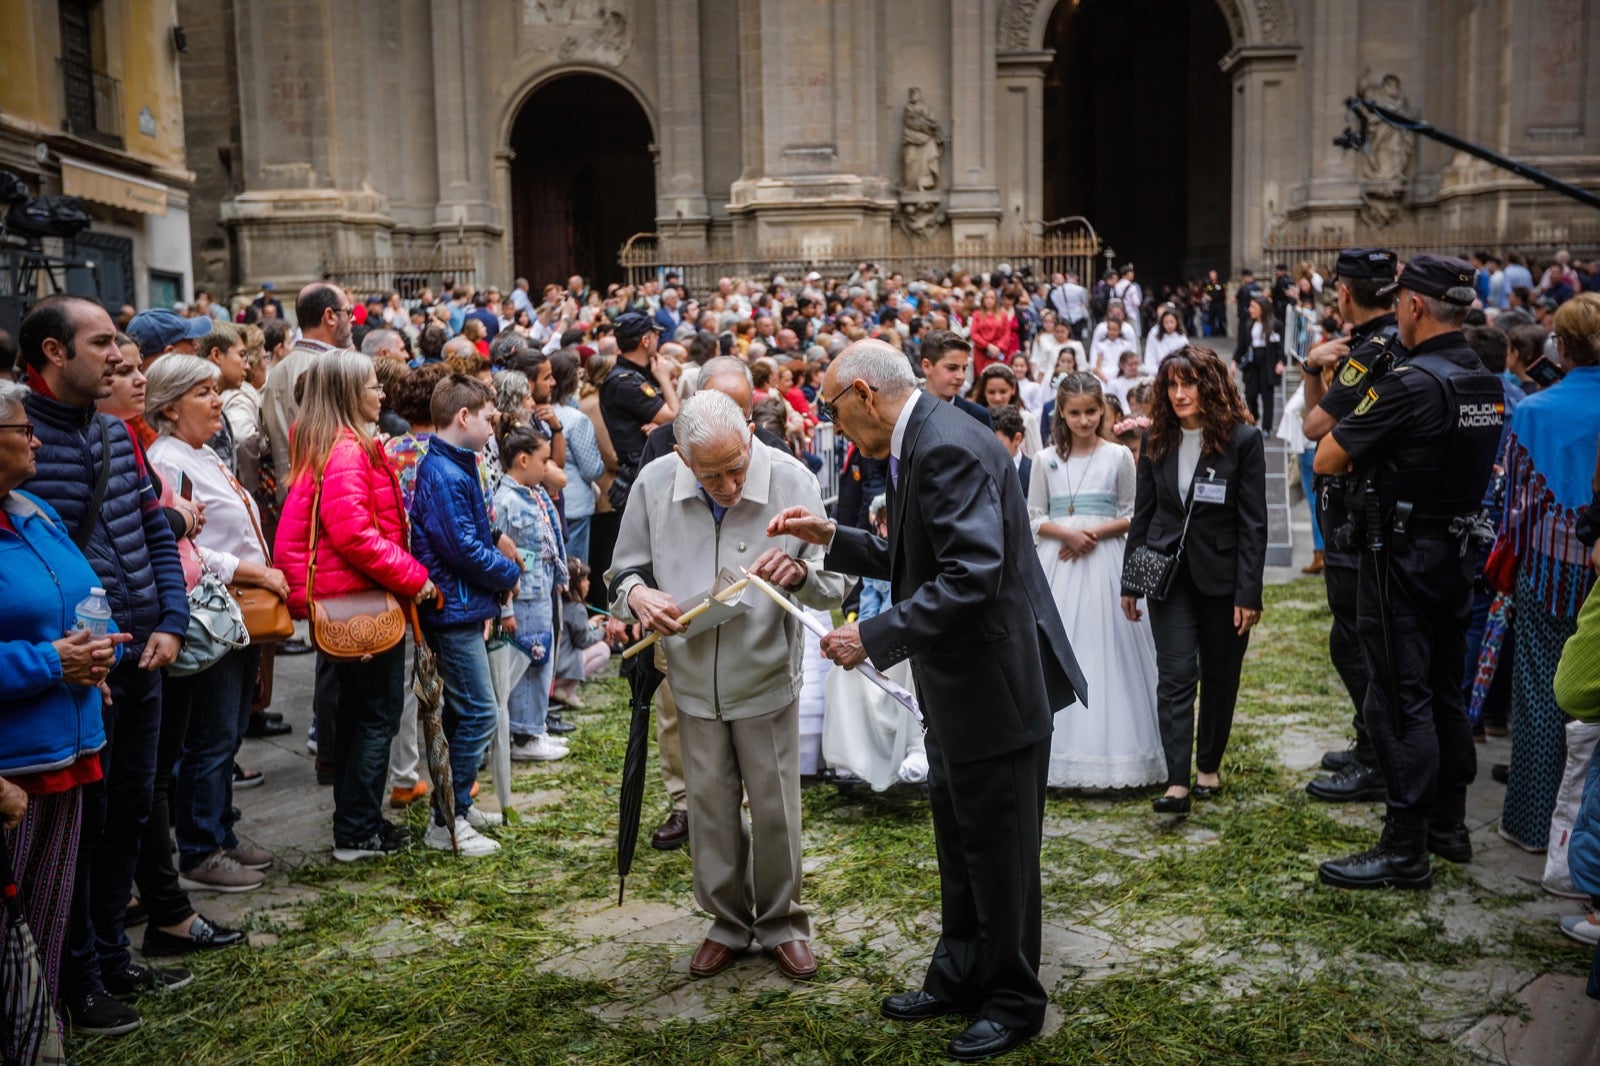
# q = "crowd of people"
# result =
<box><xmin>0</xmin><ymin>242</ymin><xmax>1597</xmax><ymax>1061</ymax></box>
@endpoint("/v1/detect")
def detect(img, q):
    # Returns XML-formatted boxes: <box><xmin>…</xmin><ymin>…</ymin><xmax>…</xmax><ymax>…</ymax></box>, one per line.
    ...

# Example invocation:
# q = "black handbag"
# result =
<box><xmin>1122</xmin><ymin>483</ymin><xmax>1197</xmax><ymax>603</ymax></box>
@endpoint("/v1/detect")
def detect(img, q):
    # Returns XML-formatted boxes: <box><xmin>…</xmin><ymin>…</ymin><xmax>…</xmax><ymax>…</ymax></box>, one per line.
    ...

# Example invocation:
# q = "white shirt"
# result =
<box><xmin>890</xmin><ymin>388</ymin><xmax>921</xmax><ymax>469</ymax></box>
<box><xmin>1050</xmin><ymin>282</ymin><xmax>1089</xmax><ymax>323</ymax></box>
<box><xmin>147</xmin><ymin>436</ymin><xmax>269</xmax><ymax>583</ymax></box>
<box><xmin>1107</xmin><ymin>374</ymin><xmax>1142</xmax><ymax>410</ymax></box>
<box><xmin>1091</xmin><ymin>335</ymin><xmax>1138</xmax><ymax>379</ymax></box>
<box><xmin>1143</xmin><ymin>328</ymin><xmax>1188</xmax><ymax>374</ymax></box>
<box><xmin>1177</xmin><ymin>427</ymin><xmax>1204</xmax><ymax>500</ymax></box>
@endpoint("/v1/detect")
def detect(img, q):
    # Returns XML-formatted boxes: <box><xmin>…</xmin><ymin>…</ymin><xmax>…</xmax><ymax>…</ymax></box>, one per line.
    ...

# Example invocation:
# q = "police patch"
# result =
<box><xmin>1338</xmin><ymin>358</ymin><xmax>1367</xmax><ymax>388</ymax></box>
<box><xmin>1353</xmin><ymin>387</ymin><xmax>1379</xmax><ymax>416</ymax></box>
<box><xmin>641</xmin><ymin>384</ymin><xmax>657</xmax><ymax>398</ymax></box>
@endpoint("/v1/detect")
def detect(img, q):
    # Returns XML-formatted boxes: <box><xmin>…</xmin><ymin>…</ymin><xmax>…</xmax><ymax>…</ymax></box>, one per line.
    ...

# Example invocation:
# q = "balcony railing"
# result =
<box><xmin>58</xmin><ymin>56</ymin><xmax>123</xmax><ymax>148</ymax></box>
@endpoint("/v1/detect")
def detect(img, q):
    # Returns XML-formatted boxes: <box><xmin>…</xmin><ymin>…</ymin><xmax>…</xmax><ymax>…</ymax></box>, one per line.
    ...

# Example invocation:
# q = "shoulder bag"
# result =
<box><xmin>168</xmin><ymin>560</ymin><xmax>250</xmax><ymax>676</ymax></box>
<box><xmin>1121</xmin><ymin>478</ymin><xmax>1197</xmax><ymax>603</ymax></box>
<box><xmin>306</xmin><ymin>469</ymin><xmax>407</xmax><ymax>660</ymax></box>
<box><xmin>222</xmin><ymin>458</ymin><xmax>295</xmax><ymax>641</ymax></box>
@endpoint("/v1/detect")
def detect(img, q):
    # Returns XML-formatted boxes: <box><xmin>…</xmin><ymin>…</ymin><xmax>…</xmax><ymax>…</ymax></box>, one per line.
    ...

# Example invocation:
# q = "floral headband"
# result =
<box><xmin>1112</xmin><ymin>415</ymin><xmax>1151</xmax><ymax>436</ymax></box>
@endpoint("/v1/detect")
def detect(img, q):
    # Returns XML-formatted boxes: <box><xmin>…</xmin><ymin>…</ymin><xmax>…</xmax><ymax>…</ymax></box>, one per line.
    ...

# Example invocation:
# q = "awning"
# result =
<box><xmin>59</xmin><ymin>156</ymin><xmax>167</xmax><ymax>216</ymax></box>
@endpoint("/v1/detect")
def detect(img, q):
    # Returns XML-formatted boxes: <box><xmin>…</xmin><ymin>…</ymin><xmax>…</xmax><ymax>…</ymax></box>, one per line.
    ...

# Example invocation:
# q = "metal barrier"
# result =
<box><xmin>804</xmin><ymin>421</ymin><xmax>841</xmax><ymax>507</ymax></box>
<box><xmin>320</xmin><ymin>252</ymin><xmax>480</xmax><ymax>308</ymax></box>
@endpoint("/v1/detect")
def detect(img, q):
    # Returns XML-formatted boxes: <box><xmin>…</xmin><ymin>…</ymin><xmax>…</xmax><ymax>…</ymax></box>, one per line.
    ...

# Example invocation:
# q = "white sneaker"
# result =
<box><xmin>1542</xmin><ymin>875</ymin><xmax>1591</xmax><ymax>900</ymax></box>
<box><xmin>424</xmin><ymin>817</ymin><xmax>500</xmax><ymax>856</ymax></box>
<box><xmin>462</xmin><ymin>806</ymin><xmax>503</xmax><ymax>828</ymax></box>
<box><xmin>1559</xmin><ymin>913</ymin><xmax>1600</xmax><ymax>946</ymax></box>
<box><xmin>510</xmin><ymin>735</ymin><xmax>569</xmax><ymax>762</ymax></box>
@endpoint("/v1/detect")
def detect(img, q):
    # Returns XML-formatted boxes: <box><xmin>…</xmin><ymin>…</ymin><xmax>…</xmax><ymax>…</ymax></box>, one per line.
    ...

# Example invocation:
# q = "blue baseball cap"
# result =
<box><xmin>127</xmin><ymin>308</ymin><xmax>214</xmax><ymax>357</ymax></box>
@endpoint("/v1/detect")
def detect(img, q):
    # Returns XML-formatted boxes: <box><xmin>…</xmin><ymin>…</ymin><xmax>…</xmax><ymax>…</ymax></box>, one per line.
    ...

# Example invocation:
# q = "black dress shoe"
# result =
<box><xmin>881</xmin><ymin>989</ymin><xmax>966</xmax><ymax>1022</ymax></box>
<box><xmin>1152</xmin><ymin>793</ymin><xmax>1191</xmax><ymax>814</ymax></box>
<box><xmin>1192</xmin><ymin>783</ymin><xmax>1222</xmax><ymax>799</ymax></box>
<box><xmin>1427</xmin><ymin>823</ymin><xmax>1473</xmax><ymax>864</ymax></box>
<box><xmin>948</xmin><ymin>1018</ymin><xmax>1035</xmax><ymax>1061</ymax></box>
<box><xmin>546</xmin><ymin>714</ymin><xmax>576</xmax><ymax>736</ymax></box>
<box><xmin>277</xmin><ymin>638</ymin><xmax>314</xmax><ymax>655</ymax></box>
<box><xmin>245</xmin><ymin>715</ymin><xmax>292</xmax><ymax>738</ymax></box>
<box><xmin>141</xmin><ymin>914</ymin><xmax>247</xmax><ymax>956</ymax></box>
<box><xmin>1321</xmin><ymin>748</ymin><xmax>1360</xmax><ymax>773</ymax></box>
<box><xmin>1319</xmin><ymin>819</ymin><xmax>1432</xmax><ymax>890</ymax></box>
<box><xmin>1305</xmin><ymin>761</ymin><xmax>1386</xmax><ymax>803</ymax></box>
<box><xmin>1491</xmin><ymin>763</ymin><xmax>1509</xmax><ymax>785</ymax></box>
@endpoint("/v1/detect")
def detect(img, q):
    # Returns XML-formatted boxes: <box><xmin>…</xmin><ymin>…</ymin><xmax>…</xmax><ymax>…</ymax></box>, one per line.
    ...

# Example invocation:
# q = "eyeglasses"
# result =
<box><xmin>364</xmin><ymin>384</ymin><xmax>386</xmax><ymax>394</ymax></box>
<box><xmin>818</xmin><ymin>380</ymin><xmax>876</xmax><ymax>423</ymax></box>
<box><xmin>0</xmin><ymin>422</ymin><xmax>35</xmax><ymax>441</ymax></box>
<box><xmin>335</xmin><ymin>306</ymin><xmax>354</xmax><ymax>317</ymax></box>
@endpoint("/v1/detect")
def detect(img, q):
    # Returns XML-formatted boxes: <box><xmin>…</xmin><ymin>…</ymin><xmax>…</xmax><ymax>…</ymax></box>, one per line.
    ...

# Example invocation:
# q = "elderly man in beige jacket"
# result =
<box><xmin>607</xmin><ymin>389</ymin><xmax>847</xmax><ymax>983</ymax></box>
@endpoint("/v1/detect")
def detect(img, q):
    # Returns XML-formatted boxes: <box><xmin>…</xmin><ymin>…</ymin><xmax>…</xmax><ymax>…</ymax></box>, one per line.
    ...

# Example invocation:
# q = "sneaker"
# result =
<box><xmin>233</xmin><ymin>763</ymin><xmax>265</xmax><ymax>789</ymax></box>
<box><xmin>1559</xmin><ymin>913</ymin><xmax>1600</xmax><ymax>947</ymax></box>
<box><xmin>1496</xmin><ymin>823</ymin><xmax>1546</xmax><ymax>854</ymax></box>
<box><xmin>546</xmin><ymin>713</ymin><xmax>577</xmax><ymax>735</ymax></box>
<box><xmin>66</xmin><ymin>990</ymin><xmax>142</xmax><ymax>1035</ymax></box>
<box><xmin>226</xmin><ymin>841</ymin><xmax>274</xmax><ymax>871</ymax></box>
<box><xmin>390</xmin><ymin>780</ymin><xmax>431</xmax><ymax>808</ymax></box>
<box><xmin>463</xmin><ymin>806</ymin><xmax>503</xmax><ymax>829</ymax></box>
<box><xmin>1543</xmin><ymin>875</ymin><xmax>1592</xmax><ymax>900</ymax></box>
<box><xmin>177</xmin><ymin>849</ymin><xmax>267</xmax><ymax>893</ymax></box>
<box><xmin>511</xmin><ymin>735</ymin><xmax>569</xmax><ymax>762</ymax></box>
<box><xmin>424</xmin><ymin>816</ymin><xmax>501</xmax><ymax>856</ymax></box>
<box><xmin>333</xmin><ymin>822</ymin><xmax>409</xmax><ymax>863</ymax></box>
<box><xmin>103</xmin><ymin>961</ymin><xmax>195</xmax><ymax>996</ymax></box>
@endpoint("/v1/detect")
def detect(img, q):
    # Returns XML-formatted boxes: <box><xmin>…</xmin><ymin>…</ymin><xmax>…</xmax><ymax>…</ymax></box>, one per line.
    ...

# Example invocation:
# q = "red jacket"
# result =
<box><xmin>969</xmin><ymin>311</ymin><xmax>1018</xmax><ymax>372</ymax></box>
<box><xmin>274</xmin><ymin>429</ymin><xmax>429</xmax><ymax>617</ymax></box>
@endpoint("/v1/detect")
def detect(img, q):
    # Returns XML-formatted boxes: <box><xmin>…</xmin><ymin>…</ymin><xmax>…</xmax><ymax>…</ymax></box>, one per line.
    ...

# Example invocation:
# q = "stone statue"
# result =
<box><xmin>900</xmin><ymin>88</ymin><xmax>945</xmax><ymax>193</ymax></box>
<box><xmin>1357</xmin><ymin>69</ymin><xmax>1414</xmax><ymax>227</ymax></box>
<box><xmin>897</xmin><ymin>197</ymin><xmax>946</xmax><ymax>240</ymax></box>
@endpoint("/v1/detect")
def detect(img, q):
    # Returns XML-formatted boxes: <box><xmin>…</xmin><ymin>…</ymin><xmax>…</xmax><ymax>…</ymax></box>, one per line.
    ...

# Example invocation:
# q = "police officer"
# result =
<box><xmin>600</xmin><ymin>311</ymin><xmax>680</xmax><ymax>510</ymax></box>
<box><xmin>1313</xmin><ymin>255</ymin><xmax>1503</xmax><ymax>890</ymax></box>
<box><xmin>1298</xmin><ymin>248</ymin><xmax>1403</xmax><ymax>805</ymax></box>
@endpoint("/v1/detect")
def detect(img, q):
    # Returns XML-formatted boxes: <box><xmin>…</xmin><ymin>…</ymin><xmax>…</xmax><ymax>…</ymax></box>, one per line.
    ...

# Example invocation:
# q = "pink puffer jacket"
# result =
<box><xmin>274</xmin><ymin>430</ymin><xmax>429</xmax><ymax>617</ymax></box>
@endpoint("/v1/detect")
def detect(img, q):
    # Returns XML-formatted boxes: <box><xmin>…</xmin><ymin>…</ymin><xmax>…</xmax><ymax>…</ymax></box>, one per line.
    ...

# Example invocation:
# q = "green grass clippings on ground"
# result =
<box><xmin>94</xmin><ymin>580</ymin><xmax>1580</xmax><ymax>1065</ymax></box>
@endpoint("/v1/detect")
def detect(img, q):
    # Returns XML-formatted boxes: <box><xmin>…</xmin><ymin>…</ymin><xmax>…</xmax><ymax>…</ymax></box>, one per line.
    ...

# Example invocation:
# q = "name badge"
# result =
<box><xmin>1194</xmin><ymin>478</ymin><xmax>1227</xmax><ymax>505</ymax></box>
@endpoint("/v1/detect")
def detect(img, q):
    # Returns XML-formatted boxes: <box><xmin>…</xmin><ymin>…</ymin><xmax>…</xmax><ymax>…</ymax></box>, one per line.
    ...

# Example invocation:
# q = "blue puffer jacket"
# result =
<box><xmin>0</xmin><ymin>492</ymin><xmax>114</xmax><ymax>776</ymax></box>
<box><xmin>409</xmin><ymin>436</ymin><xmax>521</xmax><ymax>627</ymax></box>
<box><xmin>21</xmin><ymin>391</ymin><xmax>188</xmax><ymax>653</ymax></box>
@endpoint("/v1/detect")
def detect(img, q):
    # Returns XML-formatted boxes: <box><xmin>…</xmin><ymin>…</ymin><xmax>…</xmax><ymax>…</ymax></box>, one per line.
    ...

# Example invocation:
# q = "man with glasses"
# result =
<box><xmin>262</xmin><ymin>283</ymin><xmax>353</xmax><ymax>507</ymax></box>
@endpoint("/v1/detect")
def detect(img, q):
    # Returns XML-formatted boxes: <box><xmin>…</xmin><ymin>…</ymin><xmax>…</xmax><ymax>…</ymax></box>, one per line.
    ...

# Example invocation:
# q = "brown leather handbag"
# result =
<box><xmin>305</xmin><ymin>475</ymin><xmax>406</xmax><ymax>660</ymax></box>
<box><xmin>221</xmin><ymin>459</ymin><xmax>295</xmax><ymax>641</ymax></box>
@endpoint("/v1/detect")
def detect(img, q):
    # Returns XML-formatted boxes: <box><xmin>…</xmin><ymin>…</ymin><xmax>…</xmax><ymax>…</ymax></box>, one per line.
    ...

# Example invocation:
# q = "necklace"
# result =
<box><xmin>1063</xmin><ymin>442</ymin><xmax>1098</xmax><ymax>515</ymax></box>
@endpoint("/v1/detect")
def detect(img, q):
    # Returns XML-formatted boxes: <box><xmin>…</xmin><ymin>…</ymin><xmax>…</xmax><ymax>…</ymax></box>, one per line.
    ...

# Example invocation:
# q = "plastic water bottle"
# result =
<box><xmin>73</xmin><ymin>587</ymin><xmax>112</xmax><ymax>637</ymax></box>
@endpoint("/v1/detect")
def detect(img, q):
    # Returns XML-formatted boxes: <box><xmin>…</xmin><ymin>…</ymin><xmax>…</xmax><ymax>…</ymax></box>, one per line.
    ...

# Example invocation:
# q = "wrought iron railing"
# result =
<box><xmin>58</xmin><ymin>57</ymin><xmax>123</xmax><ymax>147</ymax></box>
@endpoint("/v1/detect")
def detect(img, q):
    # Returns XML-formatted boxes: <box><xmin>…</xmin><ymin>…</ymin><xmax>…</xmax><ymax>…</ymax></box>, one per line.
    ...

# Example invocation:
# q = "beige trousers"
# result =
<box><xmin>654</xmin><ymin>644</ymin><xmax>687</xmax><ymax>812</ymax></box>
<box><xmin>679</xmin><ymin>698</ymin><xmax>809</xmax><ymax>950</ymax></box>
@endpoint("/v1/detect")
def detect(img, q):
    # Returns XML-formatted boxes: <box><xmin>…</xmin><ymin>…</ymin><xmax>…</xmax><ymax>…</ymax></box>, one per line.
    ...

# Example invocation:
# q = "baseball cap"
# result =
<box><xmin>1333</xmin><ymin>247</ymin><xmax>1397</xmax><ymax>282</ymax></box>
<box><xmin>127</xmin><ymin>308</ymin><xmax>214</xmax><ymax>357</ymax></box>
<box><xmin>1377</xmin><ymin>254</ymin><xmax>1477</xmax><ymax>306</ymax></box>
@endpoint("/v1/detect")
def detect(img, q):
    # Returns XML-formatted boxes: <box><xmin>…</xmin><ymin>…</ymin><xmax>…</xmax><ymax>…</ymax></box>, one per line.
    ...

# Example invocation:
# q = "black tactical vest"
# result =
<box><xmin>1378</xmin><ymin>350</ymin><xmax>1504</xmax><ymax>520</ymax></box>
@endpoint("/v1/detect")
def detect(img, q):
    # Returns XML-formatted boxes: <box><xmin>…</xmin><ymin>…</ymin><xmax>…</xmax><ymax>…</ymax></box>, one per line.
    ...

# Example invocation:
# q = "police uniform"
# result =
<box><xmin>1306</xmin><ymin>249</ymin><xmax>1402</xmax><ymax>801</ymax></box>
<box><xmin>592</xmin><ymin>313</ymin><xmax>667</xmax><ymax>609</ymax></box>
<box><xmin>1318</xmin><ymin>256</ymin><xmax>1504</xmax><ymax>891</ymax></box>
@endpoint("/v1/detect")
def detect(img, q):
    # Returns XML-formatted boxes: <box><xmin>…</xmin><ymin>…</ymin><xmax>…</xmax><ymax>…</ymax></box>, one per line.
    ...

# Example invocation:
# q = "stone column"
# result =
<box><xmin>430</xmin><ymin>0</ymin><xmax>499</xmax><ymax>265</ymax></box>
<box><xmin>656</xmin><ymin>0</ymin><xmax>710</xmax><ymax>251</ymax></box>
<box><xmin>946</xmin><ymin>0</ymin><xmax>1001</xmax><ymax>242</ymax></box>
<box><xmin>1297</xmin><ymin>0</ymin><xmax>1361</xmax><ymax>232</ymax></box>
<box><xmin>1221</xmin><ymin>45</ymin><xmax>1301</xmax><ymax>274</ymax></box>
<box><xmin>995</xmin><ymin>50</ymin><xmax>1052</xmax><ymax>242</ymax></box>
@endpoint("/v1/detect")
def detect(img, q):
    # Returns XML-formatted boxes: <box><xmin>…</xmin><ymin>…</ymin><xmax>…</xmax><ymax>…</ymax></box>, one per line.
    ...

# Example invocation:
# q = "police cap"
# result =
<box><xmin>1334</xmin><ymin>248</ymin><xmax>1397</xmax><ymax>282</ymax></box>
<box><xmin>1378</xmin><ymin>254</ymin><xmax>1477</xmax><ymax>306</ymax></box>
<box><xmin>613</xmin><ymin>311</ymin><xmax>654</xmax><ymax>347</ymax></box>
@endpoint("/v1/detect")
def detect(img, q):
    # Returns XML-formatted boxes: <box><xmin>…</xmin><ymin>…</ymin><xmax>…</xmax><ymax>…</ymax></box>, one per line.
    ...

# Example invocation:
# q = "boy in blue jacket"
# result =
<box><xmin>409</xmin><ymin>374</ymin><xmax>522</xmax><ymax>857</ymax></box>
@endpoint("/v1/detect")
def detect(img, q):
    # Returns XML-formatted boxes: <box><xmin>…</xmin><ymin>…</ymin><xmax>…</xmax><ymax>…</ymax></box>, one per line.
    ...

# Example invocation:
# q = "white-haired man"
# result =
<box><xmin>607</xmin><ymin>390</ymin><xmax>847</xmax><ymax>984</ymax></box>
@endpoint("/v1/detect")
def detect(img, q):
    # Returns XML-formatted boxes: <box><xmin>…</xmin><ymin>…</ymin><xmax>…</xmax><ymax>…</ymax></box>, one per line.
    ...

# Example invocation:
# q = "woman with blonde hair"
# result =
<box><xmin>273</xmin><ymin>353</ymin><xmax>437</xmax><ymax>861</ymax></box>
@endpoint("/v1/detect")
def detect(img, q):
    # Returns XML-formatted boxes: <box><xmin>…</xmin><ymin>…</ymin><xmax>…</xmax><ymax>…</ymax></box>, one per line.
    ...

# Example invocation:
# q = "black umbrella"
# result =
<box><xmin>617</xmin><ymin>643</ymin><xmax>664</xmax><ymax>905</ymax></box>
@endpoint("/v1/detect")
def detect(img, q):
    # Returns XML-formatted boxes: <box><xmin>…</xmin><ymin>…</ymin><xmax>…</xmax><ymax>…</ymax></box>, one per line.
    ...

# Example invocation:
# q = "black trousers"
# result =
<box><xmin>1355</xmin><ymin>537</ymin><xmax>1477</xmax><ymax>821</ymax></box>
<box><xmin>1149</xmin><ymin>571</ymin><xmax>1251</xmax><ymax>787</ymax></box>
<box><xmin>920</xmin><ymin>727</ymin><xmax>1050</xmax><ymax>1034</ymax></box>
<box><xmin>1323</xmin><ymin>556</ymin><xmax>1374</xmax><ymax>762</ymax></box>
<box><xmin>1242</xmin><ymin>356</ymin><xmax>1281</xmax><ymax>436</ymax></box>
<box><xmin>313</xmin><ymin>651</ymin><xmax>340</xmax><ymax>772</ymax></box>
<box><xmin>66</xmin><ymin>660</ymin><xmax>161</xmax><ymax>993</ymax></box>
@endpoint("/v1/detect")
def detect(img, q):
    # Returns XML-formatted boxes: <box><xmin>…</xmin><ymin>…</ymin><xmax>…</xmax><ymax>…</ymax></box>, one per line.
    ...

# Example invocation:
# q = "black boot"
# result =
<box><xmin>1306</xmin><ymin>761</ymin><xmax>1386</xmax><ymax>803</ymax></box>
<box><xmin>1321</xmin><ymin>747</ymin><xmax>1361</xmax><ymax>773</ymax></box>
<box><xmin>1426</xmin><ymin>787</ymin><xmax>1472</xmax><ymax>864</ymax></box>
<box><xmin>1318</xmin><ymin>813</ymin><xmax>1433</xmax><ymax>890</ymax></box>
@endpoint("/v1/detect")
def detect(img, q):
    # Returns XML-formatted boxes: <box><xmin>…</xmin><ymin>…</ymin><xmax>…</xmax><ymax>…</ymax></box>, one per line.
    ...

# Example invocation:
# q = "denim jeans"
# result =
<box><xmin>1298</xmin><ymin>447</ymin><xmax>1323</xmax><ymax>551</ymax></box>
<box><xmin>66</xmin><ymin>659</ymin><xmax>161</xmax><ymax>994</ymax></box>
<box><xmin>175</xmin><ymin>646</ymin><xmax>260</xmax><ymax>870</ymax></box>
<box><xmin>509</xmin><ymin>574</ymin><xmax>558</xmax><ymax>739</ymax></box>
<box><xmin>424</xmin><ymin>623</ymin><xmax>498</xmax><ymax>826</ymax></box>
<box><xmin>564</xmin><ymin>514</ymin><xmax>591</xmax><ymax>565</ymax></box>
<box><xmin>330</xmin><ymin>646</ymin><xmax>406</xmax><ymax>846</ymax></box>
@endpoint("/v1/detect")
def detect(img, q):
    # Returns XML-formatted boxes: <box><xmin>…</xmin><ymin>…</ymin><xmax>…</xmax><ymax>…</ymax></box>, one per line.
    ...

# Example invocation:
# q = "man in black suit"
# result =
<box><xmin>769</xmin><ymin>340</ymin><xmax>1086</xmax><ymax>1062</ymax></box>
<box><xmin>919</xmin><ymin>329</ymin><xmax>994</xmax><ymax>429</ymax></box>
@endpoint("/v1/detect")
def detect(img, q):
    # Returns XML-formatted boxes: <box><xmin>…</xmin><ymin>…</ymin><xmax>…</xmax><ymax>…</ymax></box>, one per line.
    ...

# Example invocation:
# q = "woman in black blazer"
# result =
<box><xmin>1121</xmin><ymin>346</ymin><xmax>1268</xmax><ymax>813</ymax></box>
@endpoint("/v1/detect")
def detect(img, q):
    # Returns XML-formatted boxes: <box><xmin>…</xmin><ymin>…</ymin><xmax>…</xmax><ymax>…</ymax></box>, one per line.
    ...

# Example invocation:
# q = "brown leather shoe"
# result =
<box><xmin>650</xmin><ymin>810</ymin><xmax>689</xmax><ymax>850</ymax></box>
<box><xmin>1302</xmin><ymin>549</ymin><xmax>1325</xmax><ymax>575</ymax></box>
<box><xmin>771</xmin><ymin>939</ymin><xmax>817</xmax><ymax>981</ymax></box>
<box><xmin>689</xmin><ymin>938</ymin><xmax>735</xmax><ymax>979</ymax></box>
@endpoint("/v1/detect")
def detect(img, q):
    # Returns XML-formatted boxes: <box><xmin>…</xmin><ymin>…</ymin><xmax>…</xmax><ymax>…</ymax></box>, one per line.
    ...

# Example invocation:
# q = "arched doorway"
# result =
<box><xmin>1042</xmin><ymin>0</ymin><xmax>1233</xmax><ymax>288</ymax></box>
<box><xmin>509</xmin><ymin>74</ymin><xmax>655</xmax><ymax>290</ymax></box>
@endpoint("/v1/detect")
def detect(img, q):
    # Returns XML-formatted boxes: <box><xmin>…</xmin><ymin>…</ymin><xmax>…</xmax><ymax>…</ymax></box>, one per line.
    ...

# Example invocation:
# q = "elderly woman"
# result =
<box><xmin>1500</xmin><ymin>293</ymin><xmax>1600</xmax><ymax>852</ymax></box>
<box><xmin>0</xmin><ymin>379</ymin><xmax>128</xmax><ymax>1055</ymax></box>
<box><xmin>145</xmin><ymin>356</ymin><xmax>287</xmax><ymax>891</ymax></box>
<box><xmin>274</xmin><ymin>353</ymin><xmax>436</xmax><ymax>861</ymax></box>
